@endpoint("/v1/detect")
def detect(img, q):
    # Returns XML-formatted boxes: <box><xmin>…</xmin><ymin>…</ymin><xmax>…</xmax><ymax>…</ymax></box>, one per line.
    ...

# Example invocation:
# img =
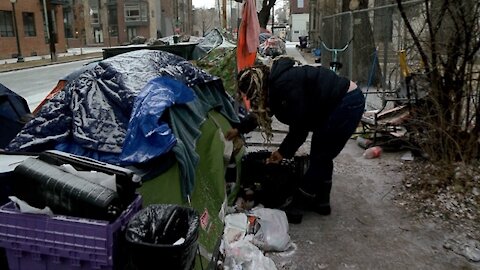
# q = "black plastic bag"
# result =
<box><xmin>0</xmin><ymin>83</ymin><xmax>32</xmax><ymax>149</ymax></box>
<box><xmin>298</xmin><ymin>36</ymin><xmax>308</xmax><ymax>48</ymax></box>
<box><xmin>125</xmin><ymin>204</ymin><xmax>200</xmax><ymax>270</ymax></box>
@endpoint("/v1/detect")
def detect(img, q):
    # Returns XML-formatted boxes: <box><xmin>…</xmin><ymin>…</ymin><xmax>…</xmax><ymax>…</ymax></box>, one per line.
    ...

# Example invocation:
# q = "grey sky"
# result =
<box><xmin>192</xmin><ymin>0</ymin><xmax>215</xmax><ymax>8</ymax></box>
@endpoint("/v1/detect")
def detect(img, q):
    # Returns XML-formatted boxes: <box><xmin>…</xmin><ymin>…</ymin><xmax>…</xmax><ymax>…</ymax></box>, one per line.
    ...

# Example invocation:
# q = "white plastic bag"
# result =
<box><xmin>223</xmin><ymin>213</ymin><xmax>248</xmax><ymax>244</ymax></box>
<box><xmin>251</xmin><ymin>208</ymin><xmax>291</xmax><ymax>252</ymax></box>
<box><xmin>9</xmin><ymin>196</ymin><xmax>53</xmax><ymax>216</ymax></box>
<box><xmin>223</xmin><ymin>238</ymin><xmax>277</xmax><ymax>270</ymax></box>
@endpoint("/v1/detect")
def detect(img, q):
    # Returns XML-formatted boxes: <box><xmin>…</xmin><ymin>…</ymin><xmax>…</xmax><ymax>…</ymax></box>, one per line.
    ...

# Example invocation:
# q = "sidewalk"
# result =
<box><xmin>284</xmin><ymin>41</ymin><xmax>309</xmax><ymax>65</ymax></box>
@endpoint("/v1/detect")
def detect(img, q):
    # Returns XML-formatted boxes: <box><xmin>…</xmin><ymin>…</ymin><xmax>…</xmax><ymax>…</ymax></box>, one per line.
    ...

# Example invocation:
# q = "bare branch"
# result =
<box><xmin>396</xmin><ymin>0</ymin><xmax>430</xmax><ymax>74</ymax></box>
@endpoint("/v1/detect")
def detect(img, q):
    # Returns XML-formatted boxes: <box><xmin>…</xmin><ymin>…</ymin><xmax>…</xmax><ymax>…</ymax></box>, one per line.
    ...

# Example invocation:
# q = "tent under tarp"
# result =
<box><xmin>5</xmin><ymin>49</ymin><xmax>245</xmax><ymax>268</ymax></box>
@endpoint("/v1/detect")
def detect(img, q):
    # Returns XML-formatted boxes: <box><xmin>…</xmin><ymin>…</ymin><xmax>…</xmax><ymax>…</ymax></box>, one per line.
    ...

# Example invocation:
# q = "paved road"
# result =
<box><xmin>0</xmin><ymin>58</ymin><xmax>100</xmax><ymax>111</ymax></box>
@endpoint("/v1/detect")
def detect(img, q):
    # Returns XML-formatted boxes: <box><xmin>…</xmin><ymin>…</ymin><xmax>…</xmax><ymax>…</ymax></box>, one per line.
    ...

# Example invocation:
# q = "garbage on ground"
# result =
<box><xmin>220</xmin><ymin>206</ymin><xmax>292</xmax><ymax>270</ymax></box>
<box><xmin>444</xmin><ymin>236</ymin><xmax>480</xmax><ymax>262</ymax></box>
<box><xmin>359</xmin><ymin>105</ymin><xmax>411</xmax><ymax>151</ymax></box>
<box><xmin>223</xmin><ymin>238</ymin><xmax>277</xmax><ymax>270</ymax></box>
<box><xmin>224</xmin><ymin>213</ymin><xmax>248</xmax><ymax>244</ymax></box>
<box><xmin>363</xmin><ymin>146</ymin><xmax>382</xmax><ymax>159</ymax></box>
<box><xmin>356</xmin><ymin>136</ymin><xmax>373</xmax><ymax>149</ymax></box>
<box><xmin>250</xmin><ymin>208</ymin><xmax>291</xmax><ymax>252</ymax></box>
<box><xmin>401</xmin><ymin>151</ymin><xmax>414</xmax><ymax>161</ymax></box>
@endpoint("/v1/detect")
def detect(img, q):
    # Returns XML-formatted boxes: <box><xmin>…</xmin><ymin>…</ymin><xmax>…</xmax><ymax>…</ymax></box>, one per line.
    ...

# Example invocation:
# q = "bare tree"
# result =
<box><xmin>194</xmin><ymin>8</ymin><xmax>217</xmax><ymax>36</ymax></box>
<box><xmin>276</xmin><ymin>7</ymin><xmax>287</xmax><ymax>24</ymax></box>
<box><xmin>396</xmin><ymin>0</ymin><xmax>480</xmax><ymax>162</ymax></box>
<box><xmin>258</xmin><ymin>0</ymin><xmax>276</xmax><ymax>29</ymax></box>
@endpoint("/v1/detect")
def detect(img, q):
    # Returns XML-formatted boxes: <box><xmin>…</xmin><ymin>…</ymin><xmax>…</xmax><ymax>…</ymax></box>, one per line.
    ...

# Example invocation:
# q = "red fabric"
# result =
<box><xmin>236</xmin><ymin>0</ymin><xmax>260</xmax><ymax>72</ymax></box>
<box><xmin>242</xmin><ymin>95</ymin><xmax>251</xmax><ymax>111</ymax></box>
<box><xmin>33</xmin><ymin>80</ymin><xmax>66</xmax><ymax>115</ymax></box>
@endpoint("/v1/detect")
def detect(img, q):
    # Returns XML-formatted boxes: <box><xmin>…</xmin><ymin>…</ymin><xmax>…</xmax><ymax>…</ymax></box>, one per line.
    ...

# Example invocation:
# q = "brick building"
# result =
<box><xmin>289</xmin><ymin>0</ymin><xmax>309</xmax><ymax>41</ymax></box>
<box><xmin>0</xmin><ymin>0</ymin><xmax>67</xmax><ymax>60</ymax></box>
<box><xmin>63</xmin><ymin>0</ymin><xmax>193</xmax><ymax>48</ymax></box>
<box><xmin>1</xmin><ymin>0</ymin><xmax>193</xmax><ymax>60</ymax></box>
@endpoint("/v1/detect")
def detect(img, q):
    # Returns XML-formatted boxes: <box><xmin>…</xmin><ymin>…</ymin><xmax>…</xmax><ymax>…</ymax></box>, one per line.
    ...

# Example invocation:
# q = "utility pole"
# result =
<box><xmin>10</xmin><ymin>0</ymin><xmax>24</xmax><ymax>62</ymax></box>
<box><xmin>42</xmin><ymin>0</ymin><xmax>55</xmax><ymax>62</ymax></box>
<box><xmin>216</xmin><ymin>0</ymin><xmax>221</xmax><ymax>27</ymax></box>
<box><xmin>222</xmin><ymin>0</ymin><xmax>227</xmax><ymax>29</ymax></box>
<box><xmin>271</xmin><ymin>4</ymin><xmax>274</xmax><ymax>34</ymax></box>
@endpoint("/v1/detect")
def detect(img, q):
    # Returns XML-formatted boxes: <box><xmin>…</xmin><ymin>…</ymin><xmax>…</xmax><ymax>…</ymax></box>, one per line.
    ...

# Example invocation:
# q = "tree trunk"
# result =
<box><xmin>258</xmin><ymin>0</ymin><xmax>276</xmax><ymax>29</ymax></box>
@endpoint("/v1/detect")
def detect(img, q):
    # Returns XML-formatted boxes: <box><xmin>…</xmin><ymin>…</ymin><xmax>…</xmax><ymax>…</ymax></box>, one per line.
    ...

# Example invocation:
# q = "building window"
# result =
<box><xmin>90</xmin><ymin>7</ymin><xmax>100</xmax><ymax>24</ymax></box>
<box><xmin>108</xmin><ymin>6</ymin><xmax>118</xmax><ymax>36</ymax></box>
<box><xmin>23</xmin><ymin>12</ymin><xmax>36</xmax><ymax>37</ymax></box>
<box><xmin>124</xmin><ymin>3</ymin><xmax>148</xmax><ymax>22</ymax></box>
<box><xmin>298</xmin><ymin>0</ymin><xmax>304</xmax><ymax>8</ymax></box>
<box><xmin>108</xmin><ymin>6</ymin><xmax>117</xmax><ymax>25</ymax></box>
<box><xmin>63</xmin><ymin>6</ymin><xmax>74</xmax><ymax>38</ymax></box>
<box><xmin>0</xmin><ymin>10</ymin><xmax>14</xmax><ymax>37</ymax></box>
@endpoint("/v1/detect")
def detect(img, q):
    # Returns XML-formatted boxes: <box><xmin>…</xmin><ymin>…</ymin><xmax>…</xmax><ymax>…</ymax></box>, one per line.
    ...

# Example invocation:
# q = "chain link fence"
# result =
<box><xmin>313</xmin><ymin>0</ymin><xmax>426</xmax><ymax>111</ymax></box>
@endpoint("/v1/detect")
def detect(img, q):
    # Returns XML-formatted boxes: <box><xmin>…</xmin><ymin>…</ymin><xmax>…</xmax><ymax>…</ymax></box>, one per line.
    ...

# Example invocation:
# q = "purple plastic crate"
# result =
<box><xmin>0</xmin><ymin>195</ymin><xmax>142</xmax><ymax>270</ymax></box>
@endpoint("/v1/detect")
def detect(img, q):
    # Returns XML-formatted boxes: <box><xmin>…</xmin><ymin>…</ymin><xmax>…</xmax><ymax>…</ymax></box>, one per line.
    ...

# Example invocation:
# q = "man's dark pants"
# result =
<box><xmin>300</xmin><ymin>88</ymin><xmax>366</xmax><ymax>206</ymax></box>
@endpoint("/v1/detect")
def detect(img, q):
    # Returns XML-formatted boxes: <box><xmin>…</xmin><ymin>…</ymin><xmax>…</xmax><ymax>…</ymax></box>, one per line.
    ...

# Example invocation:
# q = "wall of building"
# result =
<box><xmin>68</xmin><ymin>0</ymin><xmax>163</xmax><ymax>47</ymax></box>
<box><xmin>0</xmin><ymin>1</ymin><xmax>66</xmax><ymax>60</ymax></box>
<box><xmin>290</xmin><ymin>13</ymin><xmax>309</xmax><ymax>42</ymax></box>
<box><xmin>289</xmin><ymin>0</ymin><xmax>309</xmax><ymax>14</ymax></box>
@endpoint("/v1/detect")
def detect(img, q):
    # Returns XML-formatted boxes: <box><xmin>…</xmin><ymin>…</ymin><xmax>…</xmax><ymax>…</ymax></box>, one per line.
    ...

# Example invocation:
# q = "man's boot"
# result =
<box><xmin>278</xmin><ymin>196</ymin><xmax>303</xmax><ymax>224</ymax></box>
<box><xmin>313</xmin><ymin>181</ymin><xmax>332</xmax><ymax>215</ymax></box>
<box><xmin>296</xmin><ymin>181</ymin><xmax>331</xmax><ymax>215</ymax></box>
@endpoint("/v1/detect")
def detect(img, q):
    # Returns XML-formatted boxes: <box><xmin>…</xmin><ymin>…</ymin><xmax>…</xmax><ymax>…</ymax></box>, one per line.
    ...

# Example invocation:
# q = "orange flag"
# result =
<box><xmin>236</xmin><ymin>0</ymin><xmax>260</xmax><ymax>72</ymax></box>
<box><xmin>237</xmin><ymin>0</ymin><xmax>260</xmax><ymax>110</ymax></box>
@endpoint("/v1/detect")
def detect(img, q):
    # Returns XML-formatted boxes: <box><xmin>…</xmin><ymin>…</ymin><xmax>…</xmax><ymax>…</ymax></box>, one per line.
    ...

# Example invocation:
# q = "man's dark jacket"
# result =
<box><xmin>268</xmin><ymin>57</ymin><xmax>350</xmax><ymax>158</ymax></box>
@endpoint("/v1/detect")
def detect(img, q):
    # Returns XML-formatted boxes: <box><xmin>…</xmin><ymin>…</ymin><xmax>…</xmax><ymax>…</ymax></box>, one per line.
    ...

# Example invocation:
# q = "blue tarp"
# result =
<box><xmin>120</xmin><ymin>77</ymin><xmax>195</xmax><ymax>163</ymax></box>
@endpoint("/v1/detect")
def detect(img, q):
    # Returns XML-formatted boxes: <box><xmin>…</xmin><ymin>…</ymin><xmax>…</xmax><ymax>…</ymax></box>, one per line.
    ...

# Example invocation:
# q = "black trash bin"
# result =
<box><xmin>298</xmin><ymin>36</ymin><xmax>308</xmax><ymax>49</ymax></box>
<box><xmin>125</xmin><ymin>204</ymin><xmax>200</xmax><ymax>270</ymax></box>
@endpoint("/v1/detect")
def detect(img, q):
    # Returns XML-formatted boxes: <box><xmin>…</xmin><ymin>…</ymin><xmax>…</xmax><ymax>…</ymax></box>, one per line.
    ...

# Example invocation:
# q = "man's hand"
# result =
<box><xmin>225</xmin><ymin>128</ymin><xmax>239</xmax><ymax>141</ymax></box>
<box><xmin>266</xmin><ymin>150</ymin><xmax>283</xmax><ymax>164</ymax></box>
